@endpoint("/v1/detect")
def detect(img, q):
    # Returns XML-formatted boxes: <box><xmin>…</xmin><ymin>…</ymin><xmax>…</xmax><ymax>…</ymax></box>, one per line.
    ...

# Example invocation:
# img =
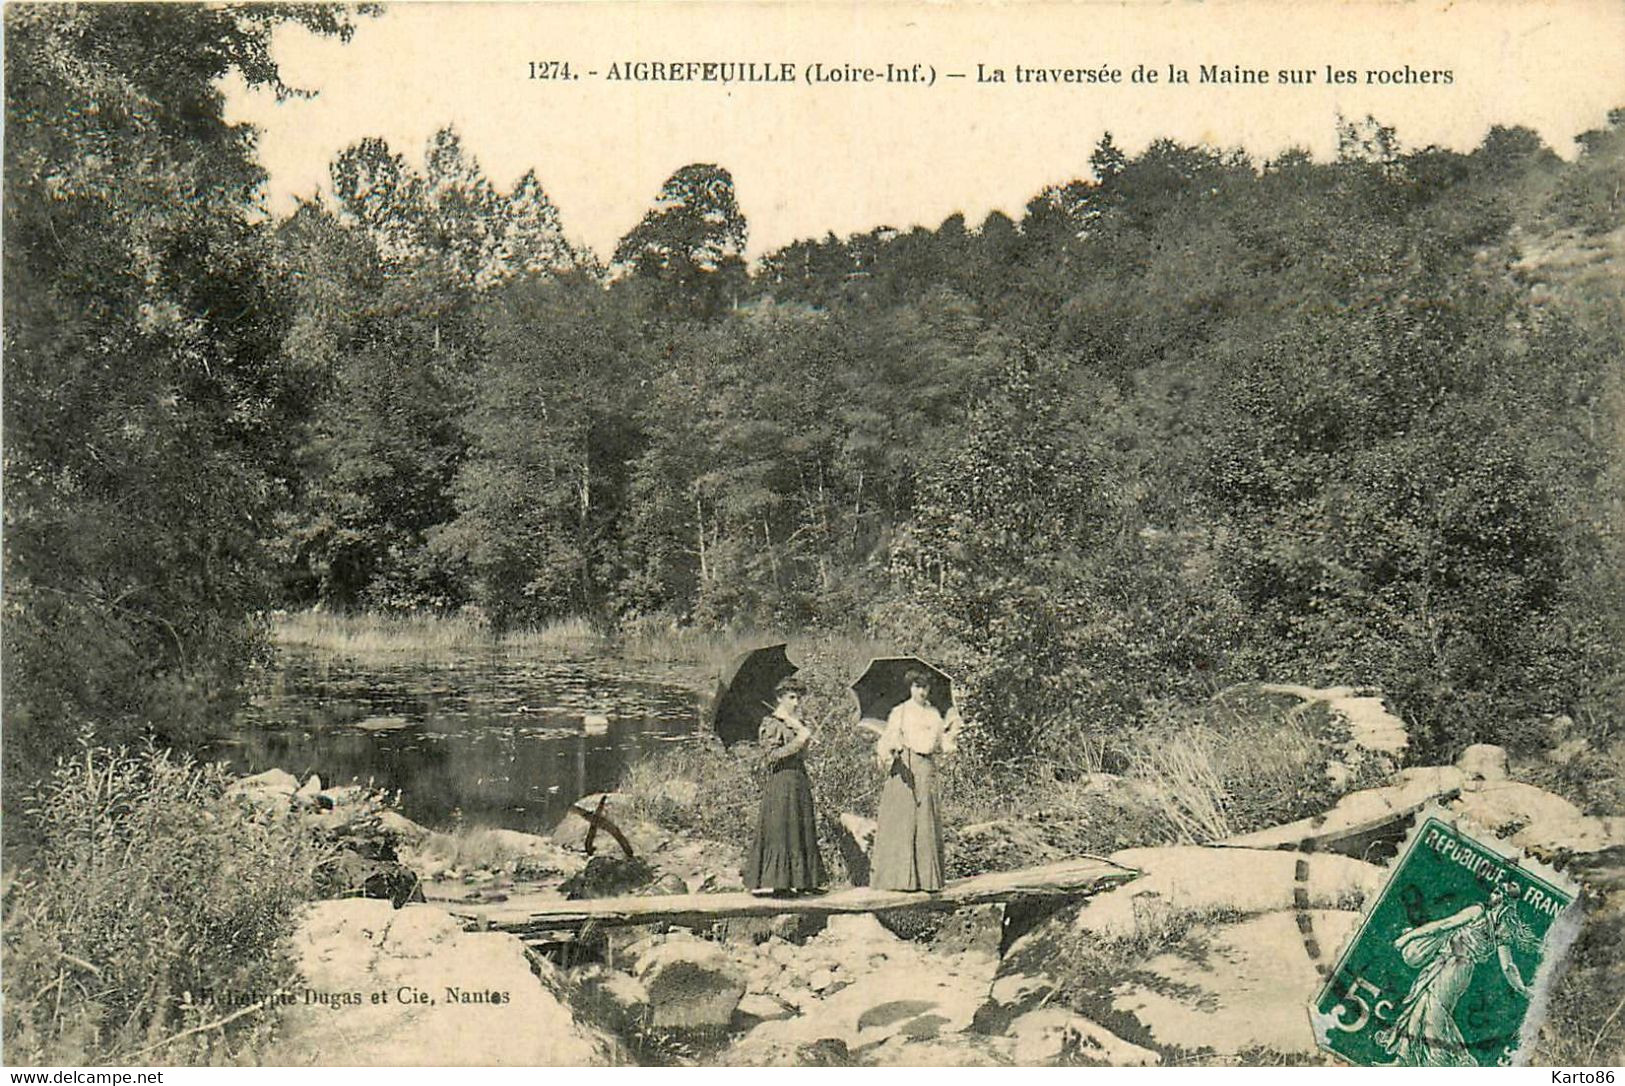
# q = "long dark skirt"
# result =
<box><xmin>869</xmin><ymin>749</ymin><xmax>944</xmax><ymax>891</ymax></box>
<box><xmin>743</xmin><ymin>756</ymin><xmax>827</xmax><ymax>891</ymax></box>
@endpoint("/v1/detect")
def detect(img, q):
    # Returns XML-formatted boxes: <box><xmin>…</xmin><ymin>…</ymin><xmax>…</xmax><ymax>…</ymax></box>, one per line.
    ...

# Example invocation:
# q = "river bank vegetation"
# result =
<box><xmin>5</xmin><ymin>2</ymin><xmax>1624</xmax><ymax>1066</ymax></box>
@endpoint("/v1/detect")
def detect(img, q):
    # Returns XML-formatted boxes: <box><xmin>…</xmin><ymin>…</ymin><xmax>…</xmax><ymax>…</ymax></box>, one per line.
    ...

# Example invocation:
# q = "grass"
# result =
<box><xmin>270</xmin><ymin>609</ymin><xmax>604</xmax><ymax>657</ymax></box>
<box><xmin>268</xmin><ymin>609</ymin><xmax>891</xmax><ymax>673</ymax></box>
<box><xmin>2</xmin><ymin>745</ymin><xmax>331</xmax><ymax>1065</ymax></box>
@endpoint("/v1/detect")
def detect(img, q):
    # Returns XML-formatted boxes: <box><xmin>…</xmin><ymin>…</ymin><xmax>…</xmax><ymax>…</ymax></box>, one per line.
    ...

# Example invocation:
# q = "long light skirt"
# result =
<box><xmin>869</xmin><ymin>749</ymin><xmax>944</xmax><ymax>891</ymax></box>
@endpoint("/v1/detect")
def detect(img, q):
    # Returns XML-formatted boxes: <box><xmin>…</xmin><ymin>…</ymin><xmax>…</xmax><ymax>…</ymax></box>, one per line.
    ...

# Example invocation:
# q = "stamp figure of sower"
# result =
<box><xmin>1370</xmin><ymin>879</ymin><xmax>1540</xmax><ymax>1065</ymax></box>
<box><xmin>1312</xmin><ymin>809</ymin><xmax>1580</xmax><ymax>1067</ymax></box>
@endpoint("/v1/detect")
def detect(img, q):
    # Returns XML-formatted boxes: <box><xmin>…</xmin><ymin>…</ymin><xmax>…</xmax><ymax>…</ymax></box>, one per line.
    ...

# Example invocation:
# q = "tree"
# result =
<box><xmin>612</xmin><ymin>163</ymin><xmax>748</xmax><ymax>314</ymax></box>
<box><xmin>3</xmin><ymin>4</ymin><xmax>367</xmax><ymax>808</ymax></box>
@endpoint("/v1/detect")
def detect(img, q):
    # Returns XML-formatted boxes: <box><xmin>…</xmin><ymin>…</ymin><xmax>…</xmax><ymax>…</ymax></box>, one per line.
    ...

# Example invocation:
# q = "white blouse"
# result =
<box><xmin>876</xmin><ymin>700</ymin><xmax>962</xmax><ymax>762</ymax></box>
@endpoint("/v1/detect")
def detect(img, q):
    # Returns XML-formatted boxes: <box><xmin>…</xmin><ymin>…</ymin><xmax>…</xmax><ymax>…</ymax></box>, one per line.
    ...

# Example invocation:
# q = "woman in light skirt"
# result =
<box><xmin>869</xmin><ymin>670</ymin><xmax>960</xmax><ymax>892</ymax></box>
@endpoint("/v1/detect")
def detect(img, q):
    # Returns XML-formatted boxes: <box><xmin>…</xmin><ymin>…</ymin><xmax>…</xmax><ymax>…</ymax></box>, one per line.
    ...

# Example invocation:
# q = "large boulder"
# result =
<box><xmin>270</xmin><ymin>899</ymin><xmax>621</xmax><ymax>1065</ymax></box>
<box><xmin>226</xmin><ymin>768</ymin><xmax>300</xmax><ymax>814</ymax></box>
<box><xmin>550</xmin><ymin>792</ymin><xmax>668</xmax><ymax>855</ymax></box>
<box><xmin>561</xmin><ymin>854</ymin><xmax>658</xmax><ymax>900</ymax></box>
<box><xmin>1065</xmin><ymin>846</ymin><xmax>1382</xmax><ymax>941</ymax></box>
<box><xmin>1456</xmin><ymin>743</ymin><xmax>1511</xmax><ymax>782</ymax></box>
<box><xmin>988</xmin><ymin>846</ymin><xmax>1382</xmax><ymax>1055</ymax></box>
<box><xmin>570</xmin><ymin>963</ymin><xmax>651</xmax><ymax>1034</ymax></box>
<box><xmin>630</xmin><ymin>933</ymin><xmax>748</xmax><ymax>1031</ymax></box>
<box><xmin>375</xmin><ymin>809</ymin><xmax>432</xmax><ymax>848</ymax></box>
<box><xmin>1254</xmin><ymin>683</ymin><xmax>1409</xmax><ymax>766</ymax></box>
<box><xmin>1107</xmin><ymin>909</ymin><xmax>1365</xmax><ymax>1057</ymax></box>
<box><xmin>1449</xmin><ymin>779</ymin><xmax>1584</xmax><ymax>837</ymax></box>
<box><xmin>317</xmin><ymin>852</ymin><xmax>425</xmax><ymax>908</ymax></box>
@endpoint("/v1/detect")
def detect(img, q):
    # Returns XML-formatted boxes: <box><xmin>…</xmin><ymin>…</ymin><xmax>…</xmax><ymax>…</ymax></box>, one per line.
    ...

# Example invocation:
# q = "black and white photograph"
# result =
<box><xmin>4</xmin><ymin>0</ymin><xmax>1624</xmax><ymax>1070</ymax></box>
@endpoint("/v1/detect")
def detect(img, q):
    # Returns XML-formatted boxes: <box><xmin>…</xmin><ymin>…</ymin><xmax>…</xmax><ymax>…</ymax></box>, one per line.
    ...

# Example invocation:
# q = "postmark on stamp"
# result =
<box><xmin>1310</xmin><ymin>804</ymin><xmax>1582</xmax><ymax>1066</ymax></box>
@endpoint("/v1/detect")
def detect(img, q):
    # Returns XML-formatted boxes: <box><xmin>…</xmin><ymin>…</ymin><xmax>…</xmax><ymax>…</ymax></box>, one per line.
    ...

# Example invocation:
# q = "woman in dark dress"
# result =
<box><xmin>743</xmin><ymin>677</ymin><xmax>827</xmax><ymax>895</ymax></box>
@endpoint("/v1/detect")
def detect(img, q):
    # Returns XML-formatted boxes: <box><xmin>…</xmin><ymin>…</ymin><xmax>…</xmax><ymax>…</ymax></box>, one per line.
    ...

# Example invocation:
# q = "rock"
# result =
<box><xmin>1256</xmin><ymin>683</ymin><xmax>1409</xmax><ymax>761</ymax></box>
<box><xmin>318</xmin><ymin>852</ymin><xmax>426</xmax><ymax>908</ymax></box>
<box><xmin>631</xmin><ymin>933</ymin><xmax>747</xmax><ymax>1031</ymax></box>
<box><xmin>1513</xmin><ymin>814</ymin><xmax>1625</xmax><ymax>857</ymax></box>
<box><xmin>475</xmin><ymin>828</ymin><xmax>587</xmax><ymax>879</ymax></box>
<box><xmin>864</xmin><ymin>1034</ymin><xmax>1014</xmax><ymax>1067</ymax></box>
<box><xmin>722</xmin><ymin>948</ymin><xmax>994</xmax><ymax>1063</ymax></box>
<box><xmin>794</xmin><ymin>1038</ymin><xmax>856</xmax><ymax>1066</ymax></box>
<box><xmin>808</xmin><ymin>968</ymin><xmax>835</xmax><ymax>993</ymax></box>
<box><xmin>270</xmin><ymin>899</ymin><xmax>621</xmax><ymax>1065</ymax></box>
<box><xmin>816</xmin><ymin>912</ymin><xmax>899</xmax><ymax>948</ymax></box>
<box><xmin>549</xmin><ymin>792</ymin><xmax>669</xmax><ymax>855</ymax></box>
<box><xmin>1006</xmin><ymin>1007</ymin><xmax>1160</xmax><ymax>1066</ymax></box>
<box><xmin>737</xmin><ymin>992</ymin><xmax>797</xmax><ymax>1022</ymax></box>
<box><xmin>721</xmin><ymin>913</ymin><xmax>825</xmax><ymax>946</ymax></box>
<box><xmin>231</xmin><ymin>767</ymin><xmax>299</xmax><ymax>795</ymax></box>
<box><xmin>836</xmin><ymin>813</ymin><xmax>876</xmax><ymax>886</ymax></box>
<box><xmin>920</xmin><ymin>903</ymin><xmax>1003</xmax><ymax>957</ymax></box>
<box><xmin>560</xmin><ymin>855</ymin><xmax>658</xmax><ymax>900</ymax></box>
<box><xmin>640</xmin><ymin>872</ymin><xmax>688</xmax><ymax>897</ymax></box>
<box><xmin>226</xmin><ymin>768</ymin><xmax>300</xmax><ymax>813</ymax></box>
<box><xmin>319</xmin><ymin>784</ymin><xmax>369</xmax><ymax>808</ymax></box>
<box><xmin>296</xmin><ymin>774</ymin><xmax>324</xmax><ymax>803</ymax></box>
<box><xmin>1450</xmin><ymin>779</ymin><xmax>1584</xmax><ymax>836</ymax></box>
<box><xmin>1456</xmin><ymin>743</ymin><xmax>1511</xmax><ymax>782</ymax></box>
<box><xmin>1107</xmin><ymin>909</ymin><xmax>1364</xmax><ymax>1058</ymax></box>
<box><xmin>376</xmin><ymin>810</ymin><xmax>432</xmax><ymax>848</ymax></box>
<box><xmin>1068</xmin><ymin>846</ymin><xmax>1384</xmax><ymax>941</ymax></box>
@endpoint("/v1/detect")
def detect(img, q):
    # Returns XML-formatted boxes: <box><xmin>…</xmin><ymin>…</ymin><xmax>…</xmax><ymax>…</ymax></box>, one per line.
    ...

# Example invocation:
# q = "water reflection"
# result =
<box><xmin>218</xmin><ymin>646</ymin><xmax>706</xmax><ymax>834</ymax></box>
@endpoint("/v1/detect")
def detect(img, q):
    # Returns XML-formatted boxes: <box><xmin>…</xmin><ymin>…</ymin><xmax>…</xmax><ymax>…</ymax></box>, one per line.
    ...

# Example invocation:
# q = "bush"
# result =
<box><xmin>2</xmin><ymin>746</ymin><xmax>331</xmax><ymax>1065</ymax></box>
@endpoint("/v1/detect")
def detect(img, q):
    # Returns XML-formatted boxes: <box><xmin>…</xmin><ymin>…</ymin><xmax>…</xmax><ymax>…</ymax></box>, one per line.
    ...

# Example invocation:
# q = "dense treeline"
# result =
<box><xmin>6</xmin><ymin>2</ymin><xmax>1624</xmax><ymax>815</ymax></box>
<box><xmin>270</xmin><ymin>114</ymin><xmax>1625</xmax><ymax>766</ymax></box>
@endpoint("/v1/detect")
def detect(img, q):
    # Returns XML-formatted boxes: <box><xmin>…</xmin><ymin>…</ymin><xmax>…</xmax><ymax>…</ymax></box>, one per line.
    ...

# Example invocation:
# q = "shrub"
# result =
<box><xmin>2</xmin><ymin>746</ymin><xmax>331</xmax><ymax>1065</ymax></box>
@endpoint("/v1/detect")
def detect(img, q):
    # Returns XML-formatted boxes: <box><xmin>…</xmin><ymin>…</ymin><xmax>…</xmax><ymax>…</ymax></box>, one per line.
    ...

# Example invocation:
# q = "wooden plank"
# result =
<box><xmin>454</xmin><ymin>857</ymin><xmax>1138</xmax><ymax>933</ymax></box>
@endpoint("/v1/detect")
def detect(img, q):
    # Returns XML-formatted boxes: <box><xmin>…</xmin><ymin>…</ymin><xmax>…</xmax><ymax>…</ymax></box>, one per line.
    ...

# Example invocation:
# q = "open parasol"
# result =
<box><xmin>850</xmin><ymin>656</ymin><xmax>954</xmax><ymax>728</ymax></box>
<box><xmin>708</xmin><ymin>643</ymin><xmax>799</xmax><ymax>747</ymax></box>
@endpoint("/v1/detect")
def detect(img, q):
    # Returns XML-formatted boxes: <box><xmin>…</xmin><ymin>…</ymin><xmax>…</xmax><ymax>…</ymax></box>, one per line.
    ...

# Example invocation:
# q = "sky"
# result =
<box><xmin>223</xmin><ymin>0</ymin><xmax>1625</xmax><ymax>261</ymax></box>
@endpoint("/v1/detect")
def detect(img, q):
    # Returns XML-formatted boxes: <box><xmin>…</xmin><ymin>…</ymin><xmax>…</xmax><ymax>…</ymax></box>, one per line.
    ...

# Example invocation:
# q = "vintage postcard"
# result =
<box><xmin>4</xmin><ymin>0</ymin><xmax>1624</xmax><ymax>1073</ymax></box>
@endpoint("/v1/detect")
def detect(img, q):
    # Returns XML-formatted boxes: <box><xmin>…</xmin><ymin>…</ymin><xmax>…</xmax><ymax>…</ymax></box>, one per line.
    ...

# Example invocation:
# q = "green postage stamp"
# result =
<box><xmin>1310</xmin><ymin>805</ymin><xmax>1582</xmax><ymax>1067</ymax></box>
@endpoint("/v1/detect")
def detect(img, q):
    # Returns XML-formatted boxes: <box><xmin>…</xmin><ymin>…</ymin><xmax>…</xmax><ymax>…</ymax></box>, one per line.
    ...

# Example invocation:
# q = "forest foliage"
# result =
<box><xmin>5</xmin><ymin>2</ymin><xmax>1624</xmax><ymax>809</ymax></box>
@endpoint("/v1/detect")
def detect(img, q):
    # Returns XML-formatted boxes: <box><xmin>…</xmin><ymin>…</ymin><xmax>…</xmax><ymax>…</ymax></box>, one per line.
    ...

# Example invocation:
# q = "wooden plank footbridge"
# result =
<box><xmin>448</xmin><ymin>857</ymin><xmax>1140</xmax><ymax>938</ymax></box>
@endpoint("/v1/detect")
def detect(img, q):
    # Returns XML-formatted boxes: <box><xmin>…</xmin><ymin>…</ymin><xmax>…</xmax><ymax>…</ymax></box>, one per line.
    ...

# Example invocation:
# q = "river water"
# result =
<box><xmin>218</xmin><ymin>644</ymin><xmax>708</xmax><ymax>835</ymax></box>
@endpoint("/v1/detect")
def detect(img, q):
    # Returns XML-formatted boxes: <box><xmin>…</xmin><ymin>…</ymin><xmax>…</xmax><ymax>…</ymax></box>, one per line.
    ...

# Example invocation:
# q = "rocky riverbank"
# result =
<box><xmin>235</xmin><ymin>688</ymin><xmax>1625</xmax><ymax>1066</ymax></box>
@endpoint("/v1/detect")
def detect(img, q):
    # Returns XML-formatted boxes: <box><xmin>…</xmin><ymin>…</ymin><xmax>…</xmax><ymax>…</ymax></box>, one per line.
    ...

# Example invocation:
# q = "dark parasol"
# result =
<box><xmin>850</xmin><ymin>656</ymin><xmax>954</xmax><ymax>723</ymax></box>
<box><xmin>708</xmin><ymin>643</ymin><xmax>799</xmax><ymax>747</ymax></box>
